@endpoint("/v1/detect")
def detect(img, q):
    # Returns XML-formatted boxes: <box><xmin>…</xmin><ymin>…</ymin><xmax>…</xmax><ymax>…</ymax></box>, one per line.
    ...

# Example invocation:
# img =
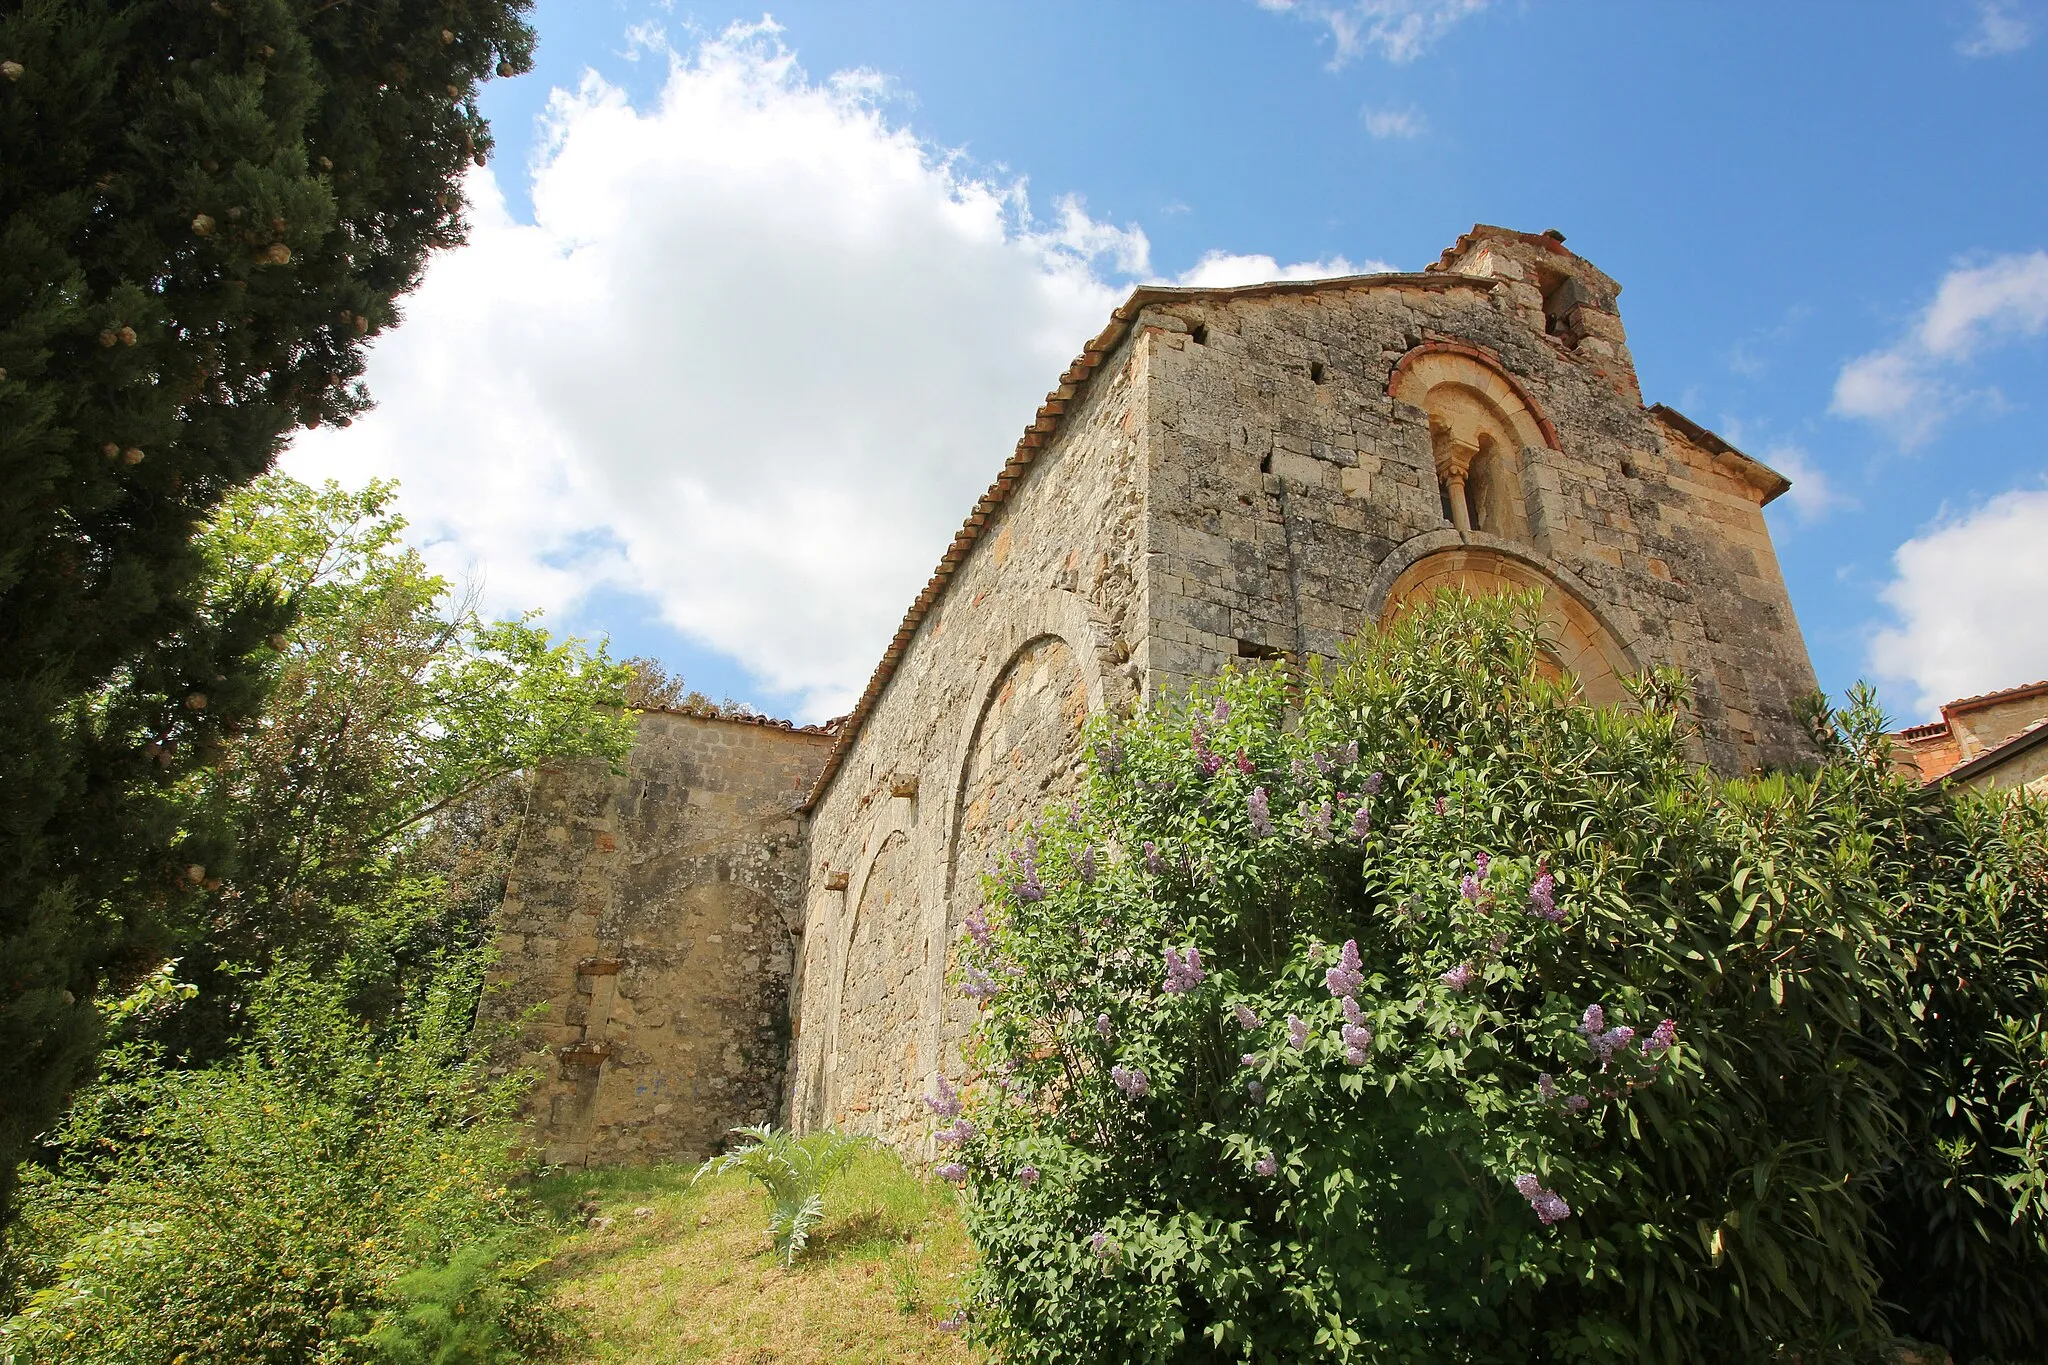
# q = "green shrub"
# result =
<box><xmin>0</xmin><ymin>962</ymin><xmax>560</xmax><ymax>1363</ymax></box>
<box><xmin>942</xmin><ymin>591</ymin><xmax>2048</xmax><ymax>1364</ymax></box>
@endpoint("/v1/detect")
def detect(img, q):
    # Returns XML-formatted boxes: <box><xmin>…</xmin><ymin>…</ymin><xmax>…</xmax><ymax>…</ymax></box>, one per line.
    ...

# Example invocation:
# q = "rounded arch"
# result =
<box><xmin>1389</xmin><ymin>344</ymin><xmax>1560</xmax><ymax>452</ymax></box>
<box><xmin>822</xmin><ymin>830</ymin><xmax>924</xmax><ymax>1138</ymax></box>
<box><xmin>1390</xmin><ymin>346</ymin><xmax>1557</xmax><ymax>543</ymax></box>
<box><xmin>1366</xmin><ymin>534</ymin><xmax>1641</xmax><ymax>707</ymax></box>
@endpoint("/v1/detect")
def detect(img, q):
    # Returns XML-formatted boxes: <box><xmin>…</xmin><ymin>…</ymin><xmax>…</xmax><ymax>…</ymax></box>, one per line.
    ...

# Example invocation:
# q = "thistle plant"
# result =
<box><xmin>694</xmin><ymin>1125</ymin><xmax>860</xmax><ymax>1266</ymax></box>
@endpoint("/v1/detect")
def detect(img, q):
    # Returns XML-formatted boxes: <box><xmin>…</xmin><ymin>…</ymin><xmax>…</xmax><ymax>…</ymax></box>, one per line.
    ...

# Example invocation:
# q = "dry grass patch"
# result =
<box><xmin>533</xmin><ymin>1144</ymin><xmax>980</xmax><ymax>1364</ymax></box>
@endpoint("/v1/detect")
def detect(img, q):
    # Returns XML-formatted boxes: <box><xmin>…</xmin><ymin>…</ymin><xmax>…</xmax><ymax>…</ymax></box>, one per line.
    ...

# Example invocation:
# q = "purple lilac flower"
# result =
<box><xmin>1076</xmin><ymin>846</ymin><xmax>1097</xmax><ymax>885</ymax></box>
<box><xmin>1193</xmin><ymin>722</ymin><xmax>1223</xmax><ymax>777</ymax></box>
<box><xmin>1017</xmin><ymin>1164</ymin><xmax>1041</xmax><ymax>1187</ymax></box>
<box><xmin>1343</xmin><ymin>742</ymin><xmax>1360</xmax><ymax>766</ymax></box>
<box><xmin>1144</xmin><ymin>841</ymin><xmax>1165</xmax><ymax>876</ymax></box>
<box><xmin>1513</xmin><ymin>1173</ymin><xmax>1572</xmax><ymax>1224</ymax></box>
<box><xmin>926</xmin><ymin>1075</ymin><xmax>964</xmax><ymax>1119</ymax></box>
<box><xmin>935</xmin><ymin>1162</ymin><xmax>968</xmax><ymax>1183</ymax></box>
<box><xmin>1246</xmin><ymin>1080</ymin><xmax>1266</xmax><ymax>1102</ymax></box>
<box><xmin>1240</xmin><ymin>1052</ymin><xmax>1258</xmax><ymax>1068</ymax></box>
<box><xmin>1303</xmin><ymin>800</ymin><xmax>1334</xmax><ymax>844</ymax></box>
<box><xmin>1341</xmin><ymin>1022</ymin><xmax>1374</xmax><ymax>1064</ymax></box>
<box><xmin>1291</xmin><ymin>757</ymin><xmax>1308</xmax><ymax>781</ymax></box>
<box><xmin>1248</xmin><ymin>787</ymin><xmax>1274</xmax><ymax>838</ymax></box>
<box><xmin>1641</xmin><ymin>1018</ymin><xmax>1678</xmax><ymax>1058</ymax></box>
<box><xmin>1213</xmin><ymin>697</ymin><xmax>1231</xmax><ymax>722</ymax></box>
<box><xmin>1579</xmin><ymin>1004</ymin><xmax>1606</xmax><ymax>1036</ymax></box>
<box><xmin>963</xmin><ymin>903</ymin><xmax>993</xmax><ymax>948</ymax></box>
<box><xmin>1163</xmin><ymin>944</ymin><xmax>1206</xmax><ymax>995</ymax></box>
<box><xmin>1286</xmin><ymin>1014</ymin><xmax>1309</xmax><ymax>1051</ymax></box>
<box><xmin>1588</xmin><ymin>1026</ymin><xmax>1636</xmax><ymax>1067</ymax></box>
<box><xmin>1440</xmin><ymin>962</ymin><xmax>1476</xmax><ymax>993</ymax></box>
<box><xmin>961</xmin><ymin>968</ymin><xmax>1001</xmax><ymax>999</ymax></box>
<box><xmin>1350</xmin><ymin>804</ymin><xmax>1372</xmax><ymax>840</ymax></box>
<box><xmin>1233</xmin><ymin>1003</ymin><xmax>1262</xmax><ymax>1030</ymax></box>
<box><xmin>937</xmin><ymin>1118</ymin><xmax>977</xmax><ymax>1145</ymax></box>
<box><xmin>1313</xmin><ymin>751</ymin><xmax>1334</xmax><ymax>776</ymax></box>
<box><xmin>1254</xmin><ymin>1154</ymin><xmax>1277</xmax><ymax>1177</ymax></box>
<box><xmin>938</xmin><ymin>1311</ymin><xmax>966</xmax><ymax>1333</ymax></box>
<box><xmin>1090</xmin><ymin>1231</ymin><xmax>1117</xmax><ymax>1259</ymax></box>
<box><xmin>1435</xmin><ymin>796</ymin><xmax>1448</xmax><ymax>816</ymax></box>
<box><xmin>1325</xmin><ymin>939</ymin><xmax>1365</xmax><ymax>998</ymax></box>
<box><xmin>1012</xmin><ymin>836</ymin><xmax>1044</xmax><ymax>903</ymax></box>
<box><xmin>1095</xmin><ymin>1013</ymin><xmax>1113</xmax><ymax>1041</ymax></box>
<box><xmin>1529</xmin><ymin>868</ymin><xmax>1561</xmax><ymax>923</ymax></box>
<box><xmin>1342</xmin><ymin>995</ymin><xmax>1366</xmax><ymax>1027</ymax></box>
<box><xmin>1110</xmin><ymin>1065</ymin><xmax>1151</xmax><ymax>1099</ymax></box>
<box><xmin>1236</xmin><ymin>749</ymin><xmax>1255</xmax><ymax>775</ymax></box>
<box><xmin>1565</xmin><ymin>1094</ymin><xmax>1591</xmax><ymax>1113</ymax></box>
<box><xmin>1095</xmin><ymin>739</ymin><xmax>1123</xmax><ymax>775</ymax></box>
<box><xmin>1536</xmin><ymin>1073</ymin><xmax>1561</xmax><ymax>1102</ymax></box>
<box><xmin>1363</xmin><ymin>771</ymin><xmax>1383</xmax><ymax>796</ymax></box>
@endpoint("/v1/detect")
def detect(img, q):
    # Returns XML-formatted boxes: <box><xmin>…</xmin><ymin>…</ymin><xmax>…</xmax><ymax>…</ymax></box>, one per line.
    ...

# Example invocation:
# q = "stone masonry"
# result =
<box><xmin>493</xmin><ymin>226</ymin><xmax>1827</xmax><ymax>1165</ymax></box>
<box><xmin>481</xmin><ymin>708</ymin><xmax>834</xmax><ymax>1165</ymax></box>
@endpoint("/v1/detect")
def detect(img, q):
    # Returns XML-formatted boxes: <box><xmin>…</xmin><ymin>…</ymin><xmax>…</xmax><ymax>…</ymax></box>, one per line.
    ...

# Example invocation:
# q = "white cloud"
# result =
<box><xmin>1868</xmin><ymin>487</ymin><xmax>2048</xmax><ymax>714</ymax></box>
<box><xmin>285</xmin><ymin>21</ymin><xmax>1369</xmax><ymax>720</ymax></box>
<box><xmin>1258</xmin><ymin>0</ymin><xmax>1491</xmax><ymax>65</ymax></box>
<box><xmin>1362</xmin><ymin>105</ymin><xmax>1425</xmax><ymax>139</ymax></box>
<box><xmin>287</xmin><ymin>22</ymin><xmax>1146</xmax><ymax>719</ymax></box>
<box><xmin>1831</xmin><ymin>251</ymin><xmax>2048</xmax><ymax>446</ymax></box>
<box><xmin>1959</xmin><ymin>0</ymin><xmax>2035</xmax><ymax>55</ymax></box>
<box><xmin>1757</xmin><ymin>442</ymin><xmax>1844</xmax><ymax>522</ymax></box>
<box><xmin>1170</xmin><ymin>250</ymin><xmax>1388</xmax><ymax>288</ymax></box>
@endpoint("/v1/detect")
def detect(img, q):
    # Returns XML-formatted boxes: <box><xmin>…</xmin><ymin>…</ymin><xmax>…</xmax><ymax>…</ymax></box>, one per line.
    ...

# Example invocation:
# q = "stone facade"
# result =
<box><xmin>494</xmin><ymin>225</ymin><xmax>1830</xmax><ymax>1164</ymax></box>
<box><xmin>481</xmin><ymin>709</ymin><xmax>834</xmax><ymax>1165</ymax></box>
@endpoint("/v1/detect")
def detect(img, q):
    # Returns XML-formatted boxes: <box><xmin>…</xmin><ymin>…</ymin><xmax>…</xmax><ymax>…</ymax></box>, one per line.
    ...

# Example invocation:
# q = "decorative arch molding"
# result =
<box><xmin>1365</xmin><ymin>532</ymin><xmax>1642</xmax><ymax>707</ymax></box>
<box><xmin>1388</xmin><ymin>342</ymin><xmax>1560</xmax><ymax>451</ymax></box>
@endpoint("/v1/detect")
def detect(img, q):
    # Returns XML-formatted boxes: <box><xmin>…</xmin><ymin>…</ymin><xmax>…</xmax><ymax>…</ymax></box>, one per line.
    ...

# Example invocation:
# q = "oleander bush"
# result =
<box><xmin>938</xmin><ymin>590</ymin><xmax>2048</xmax><ymax>1364</ymax></box>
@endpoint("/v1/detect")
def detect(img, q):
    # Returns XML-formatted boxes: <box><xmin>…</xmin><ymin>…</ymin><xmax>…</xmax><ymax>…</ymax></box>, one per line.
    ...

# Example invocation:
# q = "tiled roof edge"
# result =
<box><xmin>1942</xmin><ymin>715</ymin><xmax>2048</xmax><ymax>787</ymax></box>
<box><xmin>1942</xmin><ymin>678</ymin><xmax>2048</xmax><ymax>718</ymax></box>
<box><xmin>635</xmin><ymin>703</ymin><xmax>844</xmax><ymax>736</ymax></box>
<box><xmin>799</xmin><ymin>270</ymin><xmax>1499</xmax><ymax>812</ymax></box>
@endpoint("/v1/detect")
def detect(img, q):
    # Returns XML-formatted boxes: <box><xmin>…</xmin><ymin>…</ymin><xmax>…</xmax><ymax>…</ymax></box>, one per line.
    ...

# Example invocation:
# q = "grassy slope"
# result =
<box><xmin>531</xmin><ymin>1146</ymin><xmax>981</xmax><ymax>1364</ymax></box>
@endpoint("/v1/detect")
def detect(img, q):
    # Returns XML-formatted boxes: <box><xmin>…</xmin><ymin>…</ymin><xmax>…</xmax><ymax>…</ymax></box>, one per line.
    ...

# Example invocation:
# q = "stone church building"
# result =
<box><xmin>480</xmin><ymin>225</ymin><xmax>1821</xmax><ymax>1166</ymax></box>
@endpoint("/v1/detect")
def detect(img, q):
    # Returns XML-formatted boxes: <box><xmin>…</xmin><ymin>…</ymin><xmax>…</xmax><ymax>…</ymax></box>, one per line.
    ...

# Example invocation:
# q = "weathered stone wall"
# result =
<box><xmin>483</xmin><ymin>710</ymin><xmax>833</xmax><ymax>1166</ymax></box>
<box><xmin>1137</xmin><ymin>229</ymin><xmax>1819</xmax><ymax>773</ymax></box>
<box><xmin>789</xmin><ymin>338</ymin><xmax>1148</xmax><ymax>1150</ymax></box>
<box><xmin>792</xmin><ymin>224</ymin><xmax>1822</xmax><ymax>1157</ymax></box>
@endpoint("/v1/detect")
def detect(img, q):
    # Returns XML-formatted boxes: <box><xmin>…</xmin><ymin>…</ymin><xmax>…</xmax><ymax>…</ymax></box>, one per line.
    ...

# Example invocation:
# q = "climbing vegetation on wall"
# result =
<box><xmin>932</xmin><ymin>590</ymin><xmax>2048</xmax><ymax>1364</ymax></box>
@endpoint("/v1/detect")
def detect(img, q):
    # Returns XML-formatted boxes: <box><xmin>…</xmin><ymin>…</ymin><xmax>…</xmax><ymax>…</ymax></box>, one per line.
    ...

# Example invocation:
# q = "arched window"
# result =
<box><xmin>1390</xmin><ymin>347</ymin><xmax>1558</xmax><ymax>546</ymax></box>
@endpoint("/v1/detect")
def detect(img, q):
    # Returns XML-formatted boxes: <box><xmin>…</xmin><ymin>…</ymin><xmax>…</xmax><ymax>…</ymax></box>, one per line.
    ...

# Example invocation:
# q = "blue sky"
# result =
<box><xmin>287</xmin><ymin>0</ymin><xmax>2048</xmax><ymax>724</ymax></box>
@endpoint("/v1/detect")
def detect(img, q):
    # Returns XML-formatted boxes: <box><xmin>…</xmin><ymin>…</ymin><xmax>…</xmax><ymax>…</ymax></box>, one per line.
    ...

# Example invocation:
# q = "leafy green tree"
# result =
<box><xmin>941</xmin><ymin>592</ymin><xmax>2048</xmax><ymax>1363</ymax></box>
<box><xmin>149</xmin><ymin>473</ymin><xmax>634</xmax><ymax>1055</ymax></box>
<box><xmin>0</xmin><ymin>0</ymin><xmax>535</xmax><ymax>1226</ymax></box>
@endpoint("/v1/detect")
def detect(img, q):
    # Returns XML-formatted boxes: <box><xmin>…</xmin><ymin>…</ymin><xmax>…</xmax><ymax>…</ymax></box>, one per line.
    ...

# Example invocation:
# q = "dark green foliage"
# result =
<box><xmin>0</xmin><ymin>963</ymin><xmax>564</xmax><ymax>1362</ymax></box>
<box><xmin>0</xmin><ymin>0</ymin><xmax>535</xmax><ymax>1229</ymax></box>
<box><xmin>944</xmin><ymin>592</ymin><xmax>2048</xmax><ymax>1363</ymax></box>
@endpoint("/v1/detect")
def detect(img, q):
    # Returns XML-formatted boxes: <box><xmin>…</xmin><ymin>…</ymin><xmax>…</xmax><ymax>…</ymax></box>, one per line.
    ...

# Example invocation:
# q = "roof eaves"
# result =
<box><xmin>1647</xmin><ymin>404</ymin><xmax>1792</xmax><ymax>506</ymax></box>
<box><xmin>799</xmin><ymin>270</ymin><xmax>1500</xmax><ymax>812</ymax></box>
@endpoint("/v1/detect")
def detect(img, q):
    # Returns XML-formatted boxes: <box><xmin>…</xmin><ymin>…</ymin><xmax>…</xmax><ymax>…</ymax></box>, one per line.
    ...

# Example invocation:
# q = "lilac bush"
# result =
<box><xmin>927</xmin><ymin>591</ymin><xmax>2048</xmax><ymax>1364</ymax></box>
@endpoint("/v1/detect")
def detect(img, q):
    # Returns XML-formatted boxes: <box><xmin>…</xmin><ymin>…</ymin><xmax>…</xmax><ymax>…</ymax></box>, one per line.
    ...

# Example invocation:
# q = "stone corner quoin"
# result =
<box><xmin>485</xmin><ymin>223</ymin><xmax>1823</xmax><ymax>1165</ymax></box>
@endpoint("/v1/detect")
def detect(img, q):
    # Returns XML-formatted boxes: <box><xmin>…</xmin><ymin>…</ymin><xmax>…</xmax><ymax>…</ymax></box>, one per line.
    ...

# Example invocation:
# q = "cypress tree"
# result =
<box><xmin>0</xmin><ymin>0</ymin><xmax>534</xmax><ymax>1229</ymax></box>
